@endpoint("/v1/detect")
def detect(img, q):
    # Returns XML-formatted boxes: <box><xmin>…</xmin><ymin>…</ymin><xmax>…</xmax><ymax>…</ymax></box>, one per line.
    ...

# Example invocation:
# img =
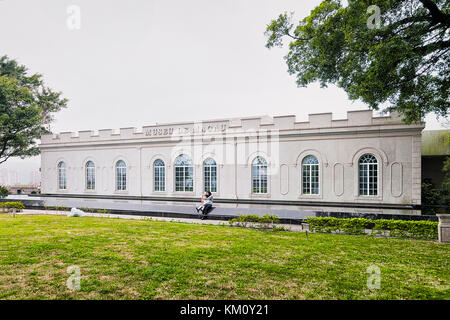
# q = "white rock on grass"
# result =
<box><xmin>67</xmin><ymin>207</ymin><xmax>85</xmax><ymax>217</ymax></box>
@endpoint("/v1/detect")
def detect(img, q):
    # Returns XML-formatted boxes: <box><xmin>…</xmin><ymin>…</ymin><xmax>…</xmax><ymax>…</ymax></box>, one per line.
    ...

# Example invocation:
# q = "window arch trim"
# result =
<box><xmin>252</xmin><ymin>156</ymin><xmax>268</xmax><ymax>194</ymax></box>
<box><xmin>301</xmin><ymin>155</ymin><xmax>320</xmax><ymax>195</ymax></box>
<box><xmin>351</xmin><ymin>148</ymin><xmax>384</xmax><ymax>200</ymax></box>
<box><xmin>350</xmin><ymin>147</ymin><xmax>388</xmax><ymax>167</ymax></box>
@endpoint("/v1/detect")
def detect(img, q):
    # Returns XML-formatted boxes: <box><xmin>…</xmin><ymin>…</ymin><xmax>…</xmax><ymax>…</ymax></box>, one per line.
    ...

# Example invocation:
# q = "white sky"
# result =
<box><xmin>0</xmin><ymin>0</ymin><xmax>447</xmax><ymax>184</ymax></box>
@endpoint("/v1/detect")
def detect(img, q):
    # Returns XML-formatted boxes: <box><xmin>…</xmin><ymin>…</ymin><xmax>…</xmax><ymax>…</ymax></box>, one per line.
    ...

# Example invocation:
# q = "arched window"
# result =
<box><xmin>154</xmin><ymin>159</ymin><xmax>165</xmax><ymax>191</ymax></box>
<box><xmin>203</xmin><ymin>158</ymin><xmax>217</xmax><ymax>192</ymax></box>
<box><xmin>302</xmin><ymin>155</ymin><xmax>319</xmax><ymax>195</ymax></box>
<box><xmin>85</xmin><ymin>161</ymin><xmax>95</xmax><ymax>190</ymax></box>
<box><xmin>116</xmin><ymin>160</ymin><xmax>127</xmax><ymax>191</ymax></box>
<box><xmin>174</xmin><ymin>154</ymin><xmax>193</xmax><ymax>192</ymax></box>
<box><xmin>57</xmin><ymin>161</ymin><xmax>66</xmax><ymax>190</ymax></box>
<box><xmin>252</xmin><ymin>156</ymin><xmax>267</xmax><ymax>194</ymax></box>
<box><xmin>359</xmin><ymin>154</ymin><xmax>378</xmax><ymax>196</ymax></box>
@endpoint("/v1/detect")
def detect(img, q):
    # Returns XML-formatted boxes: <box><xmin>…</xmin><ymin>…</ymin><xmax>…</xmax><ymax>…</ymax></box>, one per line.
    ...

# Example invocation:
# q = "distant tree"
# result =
<box><xmin>265</xmin><ymin>0</ymin><xmax>449</xmax><ymax>123</ymax></box>
<box><xmin>0</xmin><ymin>186</ymin><xmax>9</xmax><ymax>198</ymax></box>
<box><xmin>422</xmin><ymin>125</ymin><xmax>450</xmax><ymax>213</ymax></box>
<box><xmin>0</xmin><ymin>56</ymin><xmax>67</xmax><ymax>165</ymax></box>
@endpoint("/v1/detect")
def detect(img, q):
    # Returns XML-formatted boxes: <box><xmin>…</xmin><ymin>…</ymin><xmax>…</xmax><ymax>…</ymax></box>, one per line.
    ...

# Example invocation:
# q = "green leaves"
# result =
<box><xmin>0</xmin><ymin>202</ymin><xmax>25</xmax><ymax>212</ymax></box>
<box><xmin>0</xmin><ymin>186</ymin><xmax>9</xmax><ymax>199</ymax></box>
<box><xmin>0</xmin><ymin>56</ymin><xmax>67</xmax><ymax>164</ymax></box>
<box><xmin>228</xmin><ymin>214</ymin><xmax>280</xmax><ymax>229</ymax></box>
<box><xmin>265</xmin><ymin>0</ymin><xmax>450</xmax><ymax>123</ymax></box>
<box><xmin>306</xmin><ymin>217</ymin><xmax>439</xmax><ymax>240</ymax></box>
<box><xmin>265</xmin><ymin>12</ymin><xmax>295</xmax><ymax>48</ymax></box>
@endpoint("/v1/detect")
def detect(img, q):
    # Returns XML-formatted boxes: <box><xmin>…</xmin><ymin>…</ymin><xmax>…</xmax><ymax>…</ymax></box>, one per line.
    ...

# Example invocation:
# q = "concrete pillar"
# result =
<box><xmin>437</xmin><ymin>214</ymin><xmax>450</xmax><ymax>243</ymax></box>
<box><xmin>411</xmin><ymin>134</ymin><xmax>422</xmax><ymax>205</ymax></box>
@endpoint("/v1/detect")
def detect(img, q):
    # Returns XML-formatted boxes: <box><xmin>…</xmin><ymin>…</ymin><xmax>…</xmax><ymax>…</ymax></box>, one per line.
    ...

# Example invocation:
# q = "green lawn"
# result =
<box><xmin>0</xmin><ymin>214</ymin><xmax>448</xmax><ymax>300</ymax></box>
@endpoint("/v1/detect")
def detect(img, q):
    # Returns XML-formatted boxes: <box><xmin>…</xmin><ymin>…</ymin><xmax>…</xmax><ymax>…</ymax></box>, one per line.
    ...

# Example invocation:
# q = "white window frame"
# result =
<box><xmin>85</xmin><ymin>161</ymin><xmax>95</xmax><ymax>190</ymax></box>
<box><xmin>174</xmin><ymin>154</ymin><xmax>194</xmax><ymax>192</ymax></box>
<box><xmin>302</xmin><ymin>155</ymin><xmax>320</xmax><ymax>195</ymax></box>
<box><xmin>115</xmin><ymin>160</ymin><xmax>127</xmax><ymax>191</ymax></box>
<box><xmin>153</xmin><ymin>159</ymin><xmax>165</xmax><ymax>192</ymax></box>
<box><xmin>203</xmin><ymin>158</ymin><xmax>217</xmax><ymax>193</ymax></box>
<box><xmin>57</xmin><ymin>162</ymin><xmax>67</xmax><ymax>190</ymax></box>
<box><xmin>252</xmin><ymin>156</ymin><xmax>268</xmax><ymax>194</ymax></box>
<box><xmin>359</xmin><ymin>154</ymin><xmax>378</xmax><ymax>196</ymax></box>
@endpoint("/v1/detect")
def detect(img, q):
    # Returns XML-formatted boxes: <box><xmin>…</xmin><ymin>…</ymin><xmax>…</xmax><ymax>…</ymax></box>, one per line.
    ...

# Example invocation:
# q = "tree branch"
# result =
<box><xmin>0</xmin><ymin>139</ymin><xmax>8</xmax><ymax>161</ymax></box>
<box><xmin>418</xmin><ymin>0</ymin><xmax>450</xmax><ymax>26</ymax></box>
<box><xmin>413</xmin><ymin>39</ymin><xmax>450</xmax><ymax>55</ymax></box>
<box><xmin>286</xmin><ymin>32</ymin><xmax>311</xmax><ymax>41</ymax></box>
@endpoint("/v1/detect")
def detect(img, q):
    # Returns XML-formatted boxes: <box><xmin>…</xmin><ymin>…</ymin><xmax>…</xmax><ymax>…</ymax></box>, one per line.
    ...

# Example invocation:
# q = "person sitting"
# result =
<box><xmin>196</xmin><ymin>191</ymin><xmax>213</xmax><ymax>219</ymax></box>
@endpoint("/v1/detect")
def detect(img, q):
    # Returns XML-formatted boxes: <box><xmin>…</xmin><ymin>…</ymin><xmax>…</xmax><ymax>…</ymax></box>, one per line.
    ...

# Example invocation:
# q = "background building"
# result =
<box><xmin>421</xmin><ymin>130</ymin><xmax>450</xmax><ymax>190</ymax></box>
<box><xmin>39</xmin><ymin>110</ymin><xmax>424</xmax><ymax>207</ymax></box>
<box><xmin>30</xmin><ymin>170</ymin><xmax>41</xmax><ymax>187</ymax></box>
<box><xmin>0</xmin><ymin>169</ymin><xmax>19</xmax><ymax>186</ymax></box>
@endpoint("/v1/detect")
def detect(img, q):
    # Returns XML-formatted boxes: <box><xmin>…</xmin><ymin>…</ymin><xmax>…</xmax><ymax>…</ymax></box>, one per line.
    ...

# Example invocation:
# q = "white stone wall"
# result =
<box><xmin>40</xmin><ymin>110</ymin><xmax>424</xmax><ymax>205</ymax></box>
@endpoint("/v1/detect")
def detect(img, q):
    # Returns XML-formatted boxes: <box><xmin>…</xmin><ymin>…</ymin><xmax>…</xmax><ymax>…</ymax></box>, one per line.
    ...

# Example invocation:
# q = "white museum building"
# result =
<box><xmin>39</xmin><ymin>110</ymin><xmax>424</xmax><ymax>207</ymax></box>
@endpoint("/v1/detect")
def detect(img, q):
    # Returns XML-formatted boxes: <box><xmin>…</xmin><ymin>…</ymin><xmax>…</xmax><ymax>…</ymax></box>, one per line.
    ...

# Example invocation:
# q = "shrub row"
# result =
<box><xmin>0</xmin><ymin>202</ymin><xmax>25</xmax><ymax>212</ymax></box>
<box><xmin>229</xmin><ymin>214</ymin><xmax>280</xmax><ymax>229</ymax></box>
<box><xmin>44</xmin><ymin>206</ymin><xmax>110</xmax><ymax>214</ymax></box>
<box><xmin>372</xmin><ymin>219</ymin><xmax>438</xmax><ymax>239</ymax></box>
<box><xmin>306</xmin><ymin>217</ymin><xmax>438</xmax><ymax>240</ymax></box>
<box><xmin>79</xmin><ymin>207</ymin><xmax>110</xmax><ymax>214</ymax></box>
<box><xmin>44</xmin><ymin>205</ymin><xmax>70</xmax><ymax>211</ymax></box>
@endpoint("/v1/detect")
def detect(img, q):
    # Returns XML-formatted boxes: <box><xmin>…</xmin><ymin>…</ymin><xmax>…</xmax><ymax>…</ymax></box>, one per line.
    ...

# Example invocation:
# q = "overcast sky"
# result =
<box><xmin>0</xmin><ymin>0</ymin><xmax>447</xmax><ymax>184</ymax></box>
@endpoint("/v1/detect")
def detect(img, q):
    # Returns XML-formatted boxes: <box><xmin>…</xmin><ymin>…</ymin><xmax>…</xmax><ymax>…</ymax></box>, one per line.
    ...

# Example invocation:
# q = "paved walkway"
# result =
<box><xmin>14</xmin><ymin>209</ymin><xmax>307</xmax><ymax>232</ymax></box>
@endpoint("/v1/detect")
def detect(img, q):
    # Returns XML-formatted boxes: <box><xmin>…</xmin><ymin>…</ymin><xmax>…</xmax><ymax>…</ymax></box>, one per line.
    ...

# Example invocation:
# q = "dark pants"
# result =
<box><xmin>201</xmin><ymin>203</ymin><xmax>212</xmax><ymax>216</ymax></box>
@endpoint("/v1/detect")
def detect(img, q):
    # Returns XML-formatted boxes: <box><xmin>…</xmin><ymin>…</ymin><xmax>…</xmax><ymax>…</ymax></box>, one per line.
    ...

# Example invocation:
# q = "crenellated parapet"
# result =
<box><xmin>40</xmin><ymin>109</ymin><xmax>422</xmax><ymax>145</ymax></box>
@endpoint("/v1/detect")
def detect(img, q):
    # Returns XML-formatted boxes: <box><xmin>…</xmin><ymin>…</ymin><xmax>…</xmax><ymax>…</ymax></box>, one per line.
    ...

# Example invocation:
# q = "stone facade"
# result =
<box><xmin>39</xmin><ymin>110</ymin><xmax>424</xmax><ymax>206</ymax></box>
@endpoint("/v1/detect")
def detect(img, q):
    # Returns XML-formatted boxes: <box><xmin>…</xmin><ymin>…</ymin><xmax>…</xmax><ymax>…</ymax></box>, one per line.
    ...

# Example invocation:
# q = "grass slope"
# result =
<box><xmin>0</xmin><ymin>215</ymin><xmax>448</xmax><ymax>300</ymax></box>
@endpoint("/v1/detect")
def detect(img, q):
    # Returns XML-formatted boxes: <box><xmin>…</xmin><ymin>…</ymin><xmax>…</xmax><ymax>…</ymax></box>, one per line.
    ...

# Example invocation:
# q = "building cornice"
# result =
<box><xmin>39</xmin><ymin>110</ymin><xmax>425</xmax><ymax>150</ymax></box>
<box><xmin>39</xmin><ymin>127</ymin><xmax>424</xmax><ymax>151</ymax></box>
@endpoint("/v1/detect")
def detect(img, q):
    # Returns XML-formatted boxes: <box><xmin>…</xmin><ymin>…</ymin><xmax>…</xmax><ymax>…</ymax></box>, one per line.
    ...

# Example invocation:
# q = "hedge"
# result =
<box><xmin>306</xmin><ymin>217</ymin><xmax>438</xmax><ymax>240</ymax></box>
<box><xmin>306</xmin><ymin>217</ymin><xmax>369</xmax><ymax>235</ymax></box>
<box><xmin>44</xmin><ymin>205</ymin><xmax>70</xmax><ymax>211</ymax></box>
<box><xmin>372</xmin><ymin>219</ymin><xmax>438</xmax><ymax>240</ymax></box>
<box><xmin>0</xmin><ymin>202</ymin><xmax>25</xmax><ymax>212</ymax></box>
<box><xmin>229</xmin><ymin>214</ymin><xmax>280</xmax><ymax>229</ymax></box>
